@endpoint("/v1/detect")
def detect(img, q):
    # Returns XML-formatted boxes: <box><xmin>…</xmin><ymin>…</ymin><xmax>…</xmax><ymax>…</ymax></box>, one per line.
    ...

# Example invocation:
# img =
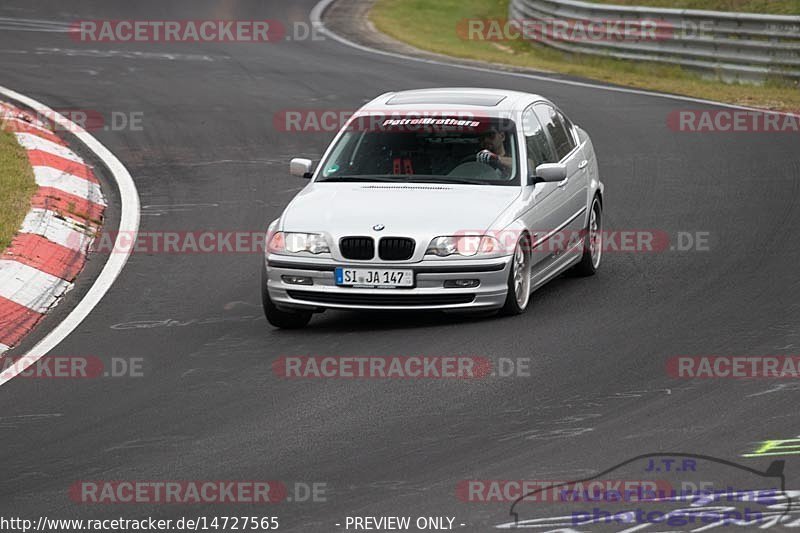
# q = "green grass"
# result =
<box><xmin>586</xmin><ymin>0</ymin><xmax>800</xmax><ymax>15</ymax></box>
<box><xmin>371</xmin><ymin>0</ymin><xmax>800</xmax><ymax>111</ymax></box>
<box><xmin>0</xmin><ymin>124</ymin><xmax>37</xmax><ymax>251</ymax></box>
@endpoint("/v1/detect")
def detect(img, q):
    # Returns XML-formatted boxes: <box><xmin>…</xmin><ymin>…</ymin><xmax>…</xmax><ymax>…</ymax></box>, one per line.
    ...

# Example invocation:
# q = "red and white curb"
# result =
<box><xmin>0</xmin><ymin>86</ymin><xmax>139</xmax><ymax>387</ymax></box>
<box><xmin>0</xmin><ymin>101</ymin><xmax>107</xmax><ymax>356</ymax></box>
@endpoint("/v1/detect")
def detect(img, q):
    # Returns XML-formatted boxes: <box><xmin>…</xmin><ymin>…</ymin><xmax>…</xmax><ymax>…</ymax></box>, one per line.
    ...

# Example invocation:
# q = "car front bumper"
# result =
<box><xmin>265</xmin><ymin>254</ymin><xmax>512</xmax><ymax>311</ymax></box>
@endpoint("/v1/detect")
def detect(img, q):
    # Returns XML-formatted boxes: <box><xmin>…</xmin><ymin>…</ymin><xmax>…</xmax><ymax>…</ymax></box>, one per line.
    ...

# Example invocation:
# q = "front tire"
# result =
<box><xmin>261</xmin><ymin>263</ymin><xmax>312</xmax><ymax>329</ymax></box>
<box><xmin>571</xmin><ymin>195</ymin><xmax>602</xmax><ymax>277</ymax></box>
<box><xmin>500</xmin><ymin>235</ymin><xmax>531</xmax><ymax>316</ymax></box>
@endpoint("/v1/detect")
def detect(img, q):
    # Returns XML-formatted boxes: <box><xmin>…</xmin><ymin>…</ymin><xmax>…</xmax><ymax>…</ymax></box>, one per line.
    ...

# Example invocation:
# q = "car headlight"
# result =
<box><xmin>425</xmin><ymin>235</ymin><xmax>502</xmax><ymax>257</ymax></box>
<box><xmin>268</xmin><ymin>232</ymin><xmax>330</xmax><ymax>254</ymax></box>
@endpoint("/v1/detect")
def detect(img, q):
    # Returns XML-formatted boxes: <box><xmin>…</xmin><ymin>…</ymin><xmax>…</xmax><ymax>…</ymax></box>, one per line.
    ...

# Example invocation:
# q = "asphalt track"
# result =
<box><xmin>1</xmin><ymin>0</ymin><xmax>800</xmax><ymax>531</ymax></box>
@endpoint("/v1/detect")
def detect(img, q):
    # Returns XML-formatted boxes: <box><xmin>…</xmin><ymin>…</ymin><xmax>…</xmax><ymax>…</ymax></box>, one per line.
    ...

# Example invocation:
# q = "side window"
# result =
<box><xmin>521</xmin><ymin>107</ymin><xmax>557</xmax><ymax>169</ymax></box>
<box><xmin>557</xmin><ymin>110</ymin><xmax>578</xmax><ymax>146</ymax></box>
<box><xmin>534</xmin><ymin>104</ymin><xmax>575</xmax><ymax>161</ymax></box>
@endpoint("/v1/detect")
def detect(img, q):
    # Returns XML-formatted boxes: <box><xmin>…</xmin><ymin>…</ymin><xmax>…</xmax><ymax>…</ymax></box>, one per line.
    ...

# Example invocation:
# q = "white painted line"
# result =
<box><xmin>0</xmin><ymin>86</ymin><xmax>140</xmax><ymax>383</ymax></box>
<box><xmin>14</xmin><ymin>132</ymin><xmax>84</xmax><ymax>162</ymax></box>
<box><xmin>34</xmin><ymin>47</ymin><xmax>215</xmax><ymax>62</ymax></box>
<box><xmin>309</xmin><ymin>0</ymin><xmax>800</xmax><ymax>118</ymax></box>
<box><xmin>0</xmin><ymin>343</ymin><xmax>9</xmax><ymax>355</ymax></box>
<box><xmin>0</xmin><ymin>17</ymin><xmax>73</xmax><ymax>33</ymax></box>
<box><xmin>20</xmin><ymin>208</ymin><xmax>96</xmax><ymax>251</ymax></box>
<box><xmin>0</xmin><ymin>260</ymin><xmax>73</xmax><ymax>313</ymax></box>
<box><xmin>34</xmin><ymin>165</ymin><xmax>106</xmax><ymax>205</ymax></box>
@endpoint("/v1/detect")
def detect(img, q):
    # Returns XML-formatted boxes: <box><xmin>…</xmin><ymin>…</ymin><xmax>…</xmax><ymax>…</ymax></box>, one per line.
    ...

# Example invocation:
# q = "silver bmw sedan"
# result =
<box><xmin>262</xmin><ymin>88</ymin><xmax>604</xmax><ymax>328</ymax></box>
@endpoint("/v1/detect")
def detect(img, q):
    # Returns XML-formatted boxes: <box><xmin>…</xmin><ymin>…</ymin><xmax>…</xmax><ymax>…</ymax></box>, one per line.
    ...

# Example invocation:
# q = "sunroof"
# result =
<box><xmin>386</xmin><ymin>93</ymin><xmax>506</xmax><ymax>107</ymax></box>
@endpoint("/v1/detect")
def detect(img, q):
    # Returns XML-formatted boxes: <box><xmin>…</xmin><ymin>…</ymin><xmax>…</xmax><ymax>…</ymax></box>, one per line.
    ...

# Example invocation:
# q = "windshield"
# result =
<box><xmin>316</xmin><ymin>116</ymin><xmax>519</xmax><ymax>186</ymax></box>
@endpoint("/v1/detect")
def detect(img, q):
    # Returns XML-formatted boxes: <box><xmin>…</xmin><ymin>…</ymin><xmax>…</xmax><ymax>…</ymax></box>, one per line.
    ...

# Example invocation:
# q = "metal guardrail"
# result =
<box><xmin>508</xmin><ymin>0</ymin><xmax>800</xmax><ymax>82</ymax></box>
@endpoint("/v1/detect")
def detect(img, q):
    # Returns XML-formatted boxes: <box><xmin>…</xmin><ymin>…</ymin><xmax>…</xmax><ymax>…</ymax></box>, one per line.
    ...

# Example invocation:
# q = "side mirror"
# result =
<box><xmin>534</xmin><ymin>163</ymin><xmax>567</xmax><ymax>183</ymax></box>
<box><xmin>290</xmin><ymin>158</ymin><xmax>314</xmax><ymax>178</ymax></box>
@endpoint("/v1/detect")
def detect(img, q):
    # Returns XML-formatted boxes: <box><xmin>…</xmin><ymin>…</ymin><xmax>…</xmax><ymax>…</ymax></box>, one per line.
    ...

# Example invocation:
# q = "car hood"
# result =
<box><xmin>281</xmin><ymin>182</ymin><xmax>520</xmax><ymax>236</ymax></box>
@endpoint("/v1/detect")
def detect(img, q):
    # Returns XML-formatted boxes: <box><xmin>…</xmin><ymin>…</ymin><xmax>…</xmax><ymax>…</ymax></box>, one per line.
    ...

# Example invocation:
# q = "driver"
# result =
<box><xmin>476</xmin><ymin>128</ymin><xmax>513</xmax><ymax>174</ymax></box>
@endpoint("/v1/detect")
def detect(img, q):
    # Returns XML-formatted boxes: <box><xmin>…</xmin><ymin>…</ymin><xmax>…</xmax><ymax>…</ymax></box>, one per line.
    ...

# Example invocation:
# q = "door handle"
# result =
<box><xmin>578</xmin><ymin>159</ymin><xmax>589</xmax><ymax>170</ymax></box>
<box><xmin>557</xmin><ymin>177</ymin><xmax>568</xmax><ymax>188</ymax></box>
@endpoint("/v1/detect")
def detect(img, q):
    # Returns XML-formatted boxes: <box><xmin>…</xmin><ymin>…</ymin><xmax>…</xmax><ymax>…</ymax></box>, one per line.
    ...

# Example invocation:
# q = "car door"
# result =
<box><xmin>518</xmin><ymin>105</ymin><xmax>564</xmax><ymax>272</ymax></box>
<box><xmin>533</xmin><ymin>103</ymin><xmax>588</xmax><ymax>254</ymax></box>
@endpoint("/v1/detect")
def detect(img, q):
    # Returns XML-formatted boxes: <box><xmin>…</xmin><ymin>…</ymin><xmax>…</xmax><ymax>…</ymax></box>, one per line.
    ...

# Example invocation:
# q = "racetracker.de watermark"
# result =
<box><xmin>69</xmin><ymin>481</ymin><xmax>327</xmax><ymax>504</ymax></box>
<box><xmin>0</xmin><ymin>355</ymin><xmax>143</xmax><ymax>379</ymax></box>
<box><xmin>82</xmin><ymin>230</ymin><xmax>711</xmax><ymax>254</ymax></box>
<box><xmin>456</xmin><ymin>18</ymin><xmax>714</xmax><ymax>42</ymax></box>
<box><xmin>667</xmin><ymin>110</ymin><xmax>800</xmax><ymax>133</ymax></box>
<box><xmin>667</xmin><ymin>356</ymin><xmax>800</xmax><ymax>378</ymax></box>
<box><xmin>457</xmin><ymin>480</ymin><xmax>673</xmax><ymax>503</ymax></box>
<box><xmin>50</xmin><ymin>109</ymin><xmax>144</xmax><ymax>132</ymax></box>
<box><xmin>454</xmin><ymin>229</ymin><xmax>710</xmax><ymax>255</ymax></box>
<box><xmin>1</xmin><ymin>108</ymin><xmax>144</xmax><ymax>133</ymax></box>
<box><xmin>87</xmin><ymin>231</ymin><xmax>268</xmax><ymax>254</ymax></box>
<box><xmin>68</xmin><ymin>20</ymin><xmax>324</xmax><ymax>43</ymax></box>
<box><xmin>272</xmin><ymin>356</ymin><xmax>532</xmax><ymax>379</ymax></box>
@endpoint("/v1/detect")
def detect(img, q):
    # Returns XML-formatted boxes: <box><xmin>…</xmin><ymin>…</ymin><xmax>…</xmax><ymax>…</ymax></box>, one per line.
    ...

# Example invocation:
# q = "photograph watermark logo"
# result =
<box><xmin>50</xmin><ymin>109</ymin><xmax>144</xmax><ymax>133</ymax></box>
<box><xmin>83</xmin><ymin>229</ymin><xmax>711</xmax><ymax>256</ymax></box>
<box><xmin>456</xmin><ymin>18</ymin><xmax>715</xmax><ymax>43</ymax></box>
<box><xmin>69</xmin><ymin>20</ymin><xmax>324</xmax><ymax>43</ymax></box>
<box><xmin>667</xmin><ymin>356</ymin><xmax>800</xmax><ymax>379</ymax></box>
<box><xmin>667</xmin><ymin>110</ymin><xmax>800</xmax><ymax>133</ymax></box>
<box><xmin>458</xmin><ymin>479</ymin><xmax>673</xmax><ymax>504</ymax></box>
<box><xmin>0</xmin><ymin>355</ymin><xmax>144</xmax><ymax>379</ymax></box>
<box><xmin>498</xmin><ymin>452</ymin><xmax>795</xmax><ymax>530</ymax></box>
<box><xmin>273</xmin><ymin>355</ymin><xmax>492</xmax><ymax>379</ymax></box>
<box><xmin>68</xmin><ymin>480</ymin><xmax>326</xmax><ymax>504</ymax></box>
<box><xmin>452</xmin><ymin>229</ymin><xmax>709</xmax><ymax>255</ymax></box>
<box><xmin>1</xmin><ymin>107</ymin><xmax>144</xmax><ymax>133</ymax></box>
<box><xmin>87</xmin><ymin>231</ymin><xmax>268</xmax><ymax>254</ymax></box>
<box><xmin>457</xmin><ymin>18</ymin><xmax>672</xmax><ymax>43</ymax></box>
<box><xmin>272</xmin><ymin>356</ymin><xmax>533</xmax><ymax>379</ymax></box>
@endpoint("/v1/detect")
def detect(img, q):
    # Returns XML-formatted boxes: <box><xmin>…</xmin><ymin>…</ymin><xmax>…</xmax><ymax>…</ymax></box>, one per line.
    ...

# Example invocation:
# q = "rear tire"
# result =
<box><xmin>261</xmin><ymin>262</ymin><xmax>312</xmax><ymax>329</ymax></box>
<box><xmin>571</xmin><ymin>195</ymin><xmax>602</xmax><ymax>277</ymax></box>
<box><xmin>500</xmin><ymin>235</ymin><xmax>531</xmax><ymax>316</ymax></box>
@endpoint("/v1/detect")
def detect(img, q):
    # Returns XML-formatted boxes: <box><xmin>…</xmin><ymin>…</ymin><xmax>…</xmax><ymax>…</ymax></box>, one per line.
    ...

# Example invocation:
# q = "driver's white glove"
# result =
<box><xmin>476</xmin><ymin>149</ymin><xmax>501</xmax><ymax>168</ymax></box>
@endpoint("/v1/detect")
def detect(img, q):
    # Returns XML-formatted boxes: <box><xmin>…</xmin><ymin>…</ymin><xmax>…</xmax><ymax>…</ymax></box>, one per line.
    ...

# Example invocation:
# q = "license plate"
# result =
<box><xmin>335</xmin><ymin>267</ymin><xmax>414</xmax><ymax>288</ymax></box>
